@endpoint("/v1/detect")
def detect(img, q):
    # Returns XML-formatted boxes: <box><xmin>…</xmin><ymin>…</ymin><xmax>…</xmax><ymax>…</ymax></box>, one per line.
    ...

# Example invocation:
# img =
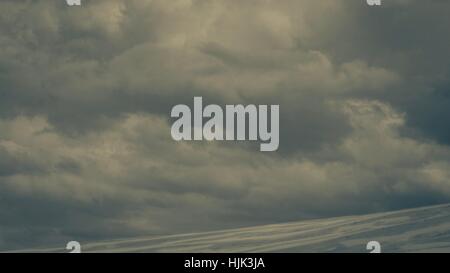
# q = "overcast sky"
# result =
<box><xmin>1</xmin><ymin>0</ymin><xmax>450</xmax><ymax>250</ymax></box>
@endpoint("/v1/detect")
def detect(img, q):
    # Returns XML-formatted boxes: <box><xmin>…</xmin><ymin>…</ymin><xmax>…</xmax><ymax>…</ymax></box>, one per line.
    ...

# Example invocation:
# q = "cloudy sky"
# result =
<box><xmin>1</xmin><ymin>0</ymin><xmax>450</xmax><ymax>250</ymax></box>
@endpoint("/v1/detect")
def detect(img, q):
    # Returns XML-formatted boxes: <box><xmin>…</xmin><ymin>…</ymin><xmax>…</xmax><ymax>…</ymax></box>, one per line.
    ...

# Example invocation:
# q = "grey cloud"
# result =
<box><xmin>1</xmin><ymin>0</ymin><xmax>450</xmax><ymax>250</ymax></box>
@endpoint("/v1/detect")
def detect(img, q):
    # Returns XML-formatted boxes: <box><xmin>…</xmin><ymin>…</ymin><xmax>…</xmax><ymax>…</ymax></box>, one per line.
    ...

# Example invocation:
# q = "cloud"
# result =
<box><xmin>0</xmin><ymin>0</ymin><xmax>450</xmax><ymax>250</ymax></box>
<box><xmin>2</xmin><ymin>99</ymin><xmax>450</xmax><ymax>249</ymax></box>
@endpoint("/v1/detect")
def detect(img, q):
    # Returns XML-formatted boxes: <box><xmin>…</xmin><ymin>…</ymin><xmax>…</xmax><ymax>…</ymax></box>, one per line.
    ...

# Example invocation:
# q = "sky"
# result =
<box><xmin>0</xmin><ymin>0</ymin><xmax>450</xmax><ymax>250</ymax></box>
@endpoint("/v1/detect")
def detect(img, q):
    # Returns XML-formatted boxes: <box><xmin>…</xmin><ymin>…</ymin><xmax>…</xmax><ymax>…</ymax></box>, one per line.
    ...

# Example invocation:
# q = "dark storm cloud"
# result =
<box><xmin>0</xmin><ymin>146</ymin><xmax>44</xmax><ymax>176</ymax></box>
<box><xmin>306</xmin><ymin>0</ymin><xmax>450</xmax><ymax>144</ymax></box>
<box><xmin>1</xmin><ymin>0</ymin><xmax>450</xmax><ymax>251</ymax></box>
